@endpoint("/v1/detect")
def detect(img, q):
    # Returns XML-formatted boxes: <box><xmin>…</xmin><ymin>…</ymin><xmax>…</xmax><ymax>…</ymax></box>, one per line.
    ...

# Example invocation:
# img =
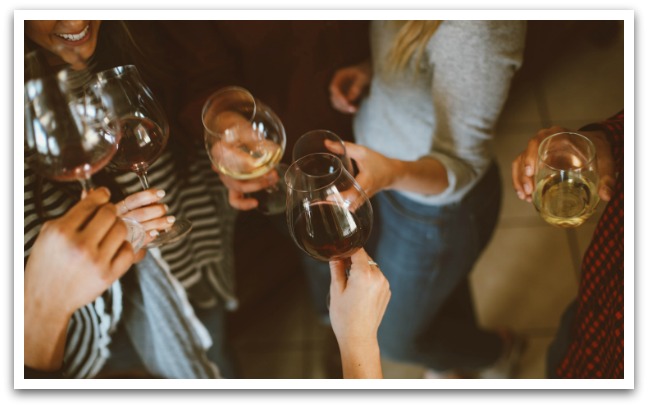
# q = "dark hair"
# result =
<box><xmin>25</xmin><ymin>20</ymin><xmax>190</xmax><ymax>219</ymax></box>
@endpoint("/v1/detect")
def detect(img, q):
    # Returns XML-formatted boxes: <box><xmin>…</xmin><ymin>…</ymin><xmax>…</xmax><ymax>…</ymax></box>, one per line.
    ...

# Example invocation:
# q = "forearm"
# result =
<box><xmin>339</xmin><ymin>339</ymin><xmax>383</xmax><ymax>379</ymax></box>
<box><xmin>24</xmin><ymin>297</ymin><xmax>71</xmax><ymax>372</ymax></box>
<box><xmin>388</xmin><ymin>156</ymin><xmax>449</xmax><ymax>195</ymax></box>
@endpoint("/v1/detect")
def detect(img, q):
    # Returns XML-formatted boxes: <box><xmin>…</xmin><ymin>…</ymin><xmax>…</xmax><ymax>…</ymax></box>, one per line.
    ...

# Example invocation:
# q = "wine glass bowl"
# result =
<box><xmin>203</xmin><ymin>86</ymin><xmax>286</xmax><ymax>180</ymax></box>
<box><xmin>285</xmin><ymin>153</ymin><xmax>372</xmax><ymax>261</ymax></box>
<box><xmin>292</xmin><ymin>129</ymin><xmax>354</xmax><ymax>175</ymax></box>
<box><xmin>532</xmin><ymin>132</ymin><xmax>600</xmax><ymax>228</ymax></box>
<box><xmin>25</xmin><ymin>72</ymin><xmax>119</xmax><ymax>190</ymax></box>
<box><xmin>88</xmin><ymin>65</ymin><xmax>169</xmax><ymax>179</ymax></box>
<box><xmin>202</xmin><ymin>86</ymin><xmax>287</xmax><ymax>215</ymax></box>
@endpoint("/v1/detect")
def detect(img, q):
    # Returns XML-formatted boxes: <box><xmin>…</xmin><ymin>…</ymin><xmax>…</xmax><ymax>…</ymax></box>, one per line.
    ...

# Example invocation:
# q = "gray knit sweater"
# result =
<box><xmin>354</xmin><ymin>20</ymin><xmax>526</xmax><ymax>205</ymax></box>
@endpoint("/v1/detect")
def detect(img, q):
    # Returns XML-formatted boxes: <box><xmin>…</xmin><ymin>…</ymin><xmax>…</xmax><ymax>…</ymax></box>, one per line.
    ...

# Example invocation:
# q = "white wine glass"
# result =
<box><xmin>532</xmin><ymin>131</ymin><xmax>600</xmax><ymax>228</ymax></box>
<box><xmin>88</xmin><ymin>64</ymin><xmax>192</xmax><ymax>247</ymax></box>
<box><xmin>202</xmin><ymin>86</ymin><xmax>287</xmax><ymax>214</ymax></box>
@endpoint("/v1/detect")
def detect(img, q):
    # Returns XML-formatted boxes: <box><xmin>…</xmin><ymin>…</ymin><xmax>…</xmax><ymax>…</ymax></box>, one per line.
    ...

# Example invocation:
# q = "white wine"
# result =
<box><xmin>216</xmin><ymin>139</ymin><xmax>283</xmax><ymax>180</ymax></box>
<box><xmin>533</xmin><ymin>173</ymin><xmax>599</xmax><ymax>228</ymax></box>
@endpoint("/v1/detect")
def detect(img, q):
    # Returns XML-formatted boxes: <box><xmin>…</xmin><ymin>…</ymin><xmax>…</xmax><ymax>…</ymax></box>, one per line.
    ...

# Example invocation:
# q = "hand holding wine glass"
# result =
<box><xmin>88</xmin><ymin>65</ymin><xmax>192</xmax><ymax>246</ymax></box>
<box><xmin>202</xmin><ymin>86</ymin><xmax>287</xmax><ymax>214</ymax></box>
<box><xmin>24</xmin><ymin>187</ymin><xmax>136</xmax><ymax>372</ymax></box>
<box><xmin>25</xmin><ymin>70</ymin><xmax>146</xmax><ymax>251</ymax></box>
<box><xmin>512</xmin><ymin>126</ymin><xmax>616</xmax><ymax>204</ymax></box>
<box><xmin>328</xmin><ymin>248</ymin><xmax>390</xmax><ymax>379</ymax></box>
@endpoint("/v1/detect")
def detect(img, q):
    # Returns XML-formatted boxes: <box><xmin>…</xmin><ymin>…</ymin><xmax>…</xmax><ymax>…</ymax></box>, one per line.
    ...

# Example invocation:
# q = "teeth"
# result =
<box><xmin>55</xmin><ymin>25</ymin><xmax>89</xmax><ymax>41</ymax></box>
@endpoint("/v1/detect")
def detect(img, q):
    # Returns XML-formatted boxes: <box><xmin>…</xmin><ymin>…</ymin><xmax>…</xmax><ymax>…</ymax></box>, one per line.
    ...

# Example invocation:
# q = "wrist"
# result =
<box><xmin>338</xmin><ymin>337</ymin><xmax>382</xmax><ymax>379</ymax></box>
<box><xmin>24</xmin><ymin>294</ymin><xmax>72</xmax><ymax>371</ymax></box>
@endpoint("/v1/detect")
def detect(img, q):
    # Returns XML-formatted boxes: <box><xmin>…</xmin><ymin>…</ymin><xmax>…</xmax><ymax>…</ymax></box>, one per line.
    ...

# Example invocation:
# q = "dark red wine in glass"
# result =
<box><xmin>292</xmin><ymin>201</ymin><xmax>371</xmax><ymax>261</ymax></box>
<box><xmin>108</xmin><ymin>116</ymin><xmax>167</xmax><ymax>174</ymax></box>
<box><xmin>285</xmin><ymin>153</ymin><xmax>372</xmax><ymax>261</ymax></box>
<box><xmin>90</xmin><ymin>65</ymin><xmax>192</xmax><ymax>247</ymax></box>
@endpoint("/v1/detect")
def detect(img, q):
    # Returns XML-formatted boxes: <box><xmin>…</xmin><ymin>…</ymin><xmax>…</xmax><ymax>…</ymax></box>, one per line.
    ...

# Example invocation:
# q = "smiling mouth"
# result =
<box><xmin>54</xmin><ymin>24</ymin><xmax>90</xmax><ymax>42</ymax></box>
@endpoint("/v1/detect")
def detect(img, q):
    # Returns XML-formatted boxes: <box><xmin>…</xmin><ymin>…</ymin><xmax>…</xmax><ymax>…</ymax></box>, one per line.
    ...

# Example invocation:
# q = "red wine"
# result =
<box><xmin>292</xmin><ymin>201</ymin><xmax>370</xmax><ymax>261</ymax></box>
<box><xmin>109</xmin><ymin>116</ymin><xmax>167</xmax><ymax>173</ymax></box>
<box><xmin>46</xmin><ymin>143</ymin><xmax>117</xmax><ymax>182</ymax></box>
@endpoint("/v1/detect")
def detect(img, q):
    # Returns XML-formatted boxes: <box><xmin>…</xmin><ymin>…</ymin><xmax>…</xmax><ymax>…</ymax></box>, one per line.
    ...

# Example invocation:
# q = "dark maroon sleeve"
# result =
<box><xmin>580</xmin><ymin>110</ymin><xmax>624</xmax><ymax>173</ymax></box>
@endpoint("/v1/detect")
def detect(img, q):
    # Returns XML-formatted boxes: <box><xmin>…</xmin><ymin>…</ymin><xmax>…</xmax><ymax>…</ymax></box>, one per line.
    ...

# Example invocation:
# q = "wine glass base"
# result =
<box><xmin>146</xmin><ymin>218</ymin><xmax>193</xmax><ymax>248</ymax></box>
<box><xmin>122</xmin><ymin>217</ymin><xmax>146</xmax><ymax>252</ymax></box>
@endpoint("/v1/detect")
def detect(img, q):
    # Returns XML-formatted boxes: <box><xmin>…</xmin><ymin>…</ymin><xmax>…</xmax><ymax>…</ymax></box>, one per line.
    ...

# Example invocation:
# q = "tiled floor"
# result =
<box><xmin>224</xmin><ymin>21</ymin><xmax>625</xmax><ymax>380</ymax></box>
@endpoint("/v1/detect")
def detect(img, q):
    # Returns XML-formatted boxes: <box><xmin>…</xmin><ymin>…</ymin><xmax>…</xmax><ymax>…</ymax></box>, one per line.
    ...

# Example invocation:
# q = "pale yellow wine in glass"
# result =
<box><xmin>532</xmin><ymin>132</ymin><xmax>600</xmax><ymax>228</ymax></box>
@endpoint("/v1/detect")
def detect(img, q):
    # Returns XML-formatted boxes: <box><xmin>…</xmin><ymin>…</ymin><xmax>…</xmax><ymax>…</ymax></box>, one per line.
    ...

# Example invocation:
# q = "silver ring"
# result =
<box><xmin>368</xmin><ymin>260</ymin><xmax>379</xmax><ymax>268</ymax></box>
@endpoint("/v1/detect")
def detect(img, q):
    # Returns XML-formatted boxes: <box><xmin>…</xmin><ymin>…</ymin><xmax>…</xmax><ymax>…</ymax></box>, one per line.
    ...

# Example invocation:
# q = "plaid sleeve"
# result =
<box><xmin>580</xmin><ymin>110</ymin><xmax>624</xmax><ymax>173</ymax></box>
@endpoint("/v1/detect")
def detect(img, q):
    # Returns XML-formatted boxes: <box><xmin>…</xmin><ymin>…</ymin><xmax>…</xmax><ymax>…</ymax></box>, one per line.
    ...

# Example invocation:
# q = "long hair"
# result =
<box><xmin>385</xmin><ymin>20</ymin><xmax>442</xmax><ymax>74</ymax></box>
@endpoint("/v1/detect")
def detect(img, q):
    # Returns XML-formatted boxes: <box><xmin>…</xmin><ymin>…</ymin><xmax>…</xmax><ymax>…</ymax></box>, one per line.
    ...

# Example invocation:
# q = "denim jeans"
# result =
<box><xmin>369</xmin><ymin>162</ymin><xmax>503</xmax><ymax>371</ymax></box>
<box><xmin>302</xmin><ymin>162</ymin><xmax>504</xmax><ymax>371</ymax></box>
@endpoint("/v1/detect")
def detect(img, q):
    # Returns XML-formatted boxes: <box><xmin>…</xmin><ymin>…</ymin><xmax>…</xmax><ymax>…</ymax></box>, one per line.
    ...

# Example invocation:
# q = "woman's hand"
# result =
<box><xmin>329</xmin><ymin>249</ymin><xmax>391</xmax><ymax>378</ymax></box>
<box><xmin>329</xmin><ymin>61</ymin><xmax>372</xmax><ymax>114</ymax></box>
<box><xmin>325</xmin><ymin>140</ymin><xmax>397</xmax><ymax>198</ymax></box>
<box><xmin>25</xmin><ymin>188</ymin><xmax>135</xmax><ymax>371</ymax></box>
<box><xmin>216</xmin><ymin>169</ymin><xmax>280</xmax><ymax>211</ymax></box>
<box><xmin>512</xmin><ymin>126</ymin><xmax>616</xmax><ymax>203</ymax></box>
<box><xmin>116</xmin><ymin>188</ymin><xmax>171</xmax><ymax>250</ymax></box>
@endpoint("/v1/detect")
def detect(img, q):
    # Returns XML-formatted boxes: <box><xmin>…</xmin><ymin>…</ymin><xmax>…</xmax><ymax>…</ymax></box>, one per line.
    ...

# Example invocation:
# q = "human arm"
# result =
<box><xmin>24</xmin><ymin>188</ymin><xmax>135</xmax><ymax>372</ymax></box>
<box><xmin>328</xmin><ymin>249</ymin><xmax>391</xmax><ymax>379</ymax></box>
<box><xmin>511</xmin><ymin>111</ymin><xmax>623</xmax><ymax>203</ymax></box>
<box><xmin>420</xmin><ymin>21</ymin><xmax>526</xmax><ymax>199</ymax></box>
<box><xmin>325</xmin><ymin>139</ymin><xmax>448</xmax><ymax>198</ymax></box>
<box><xmin>329</xmin><ymin>60</ymin><xmax>372</xmax><ymax>114</ymax></box>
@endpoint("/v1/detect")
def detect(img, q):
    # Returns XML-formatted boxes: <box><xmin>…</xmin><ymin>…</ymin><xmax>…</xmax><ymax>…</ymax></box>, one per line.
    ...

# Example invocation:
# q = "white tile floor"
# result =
<box><xmin>226</xmin><ymin>21</ymin><xmax>625</xmax><ymax>379</ymax></box>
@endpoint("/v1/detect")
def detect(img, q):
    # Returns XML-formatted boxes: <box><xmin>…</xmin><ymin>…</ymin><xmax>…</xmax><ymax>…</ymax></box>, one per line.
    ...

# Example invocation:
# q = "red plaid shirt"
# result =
<box><xmin>555</xmin><ymin>111</ymin><xmax>625</xmax><ymax>378</ymax></box>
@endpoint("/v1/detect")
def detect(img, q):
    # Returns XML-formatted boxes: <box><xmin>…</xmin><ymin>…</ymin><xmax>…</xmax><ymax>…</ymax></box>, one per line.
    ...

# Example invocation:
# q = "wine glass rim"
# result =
<box><xmin>285</xmin><ymin>153</ymin><xmax>346</xmax><ymax>192</ymax></box>
<box><xmin>90</xmin><ymin>64</ymin><xmax>141</xmax><ymax>85</ymax></box>
<box><xmin>201</xmin><ymin>86</ymin><xmax>256</xmax><ymax>136</ymax></box>
<box><xmin>538</xmin><ymin>131</ymin><xmax>597</xmax><ymax>170</ymax></box>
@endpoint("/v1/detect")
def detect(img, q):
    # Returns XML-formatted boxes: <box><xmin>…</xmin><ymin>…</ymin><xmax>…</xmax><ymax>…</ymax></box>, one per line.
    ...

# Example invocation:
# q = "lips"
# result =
<box><xmin>54</xmin><ymin>24</ymin><xmax>90</xmax><ymax>42</ymax></box>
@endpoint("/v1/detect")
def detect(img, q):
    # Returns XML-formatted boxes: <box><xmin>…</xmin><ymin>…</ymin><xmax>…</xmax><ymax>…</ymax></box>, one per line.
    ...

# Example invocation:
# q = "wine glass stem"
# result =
<box><xmin>78</xmin><ymin>177</ymin><xmax>95</xmax><ymax>195</ymax></box>
<box><xmin>136</xmin><ymin>171</ymin><xmax>150</xmax><ymax>190</ymax></box>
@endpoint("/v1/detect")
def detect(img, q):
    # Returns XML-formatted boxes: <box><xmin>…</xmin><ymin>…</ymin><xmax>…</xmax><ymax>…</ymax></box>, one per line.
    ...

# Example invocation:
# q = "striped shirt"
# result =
<box><xmin>24</xmin><ymin>143</ymin><xmax>237</xmax><ymax>378</ymax></box>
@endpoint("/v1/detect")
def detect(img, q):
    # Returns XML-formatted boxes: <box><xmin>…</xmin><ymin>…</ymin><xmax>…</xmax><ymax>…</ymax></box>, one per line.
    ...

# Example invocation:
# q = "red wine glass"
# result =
<box><xmin>25</xmin><ymin>70</ymin><xmax>145</xmax><ymax>250</ymax></box>
<box><xmin>88</xmin><ymin>65</ymin><xmax>192</xmax><ymax>247</ymax></box>
<box><xmin>285</xmin><ymin>153</ymin><xmax>372</xmax><ymax>262</ymax></box>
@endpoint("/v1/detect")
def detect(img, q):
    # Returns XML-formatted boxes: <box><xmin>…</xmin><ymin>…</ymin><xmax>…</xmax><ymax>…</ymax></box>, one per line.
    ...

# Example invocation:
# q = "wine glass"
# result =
<box><xmin>532</xmin><ymin>131</ymin><xmax>600</xmax><ymax>228</ymax></box>
<box><xmin>24</xmin><ymin>71</ymin><xmax>145</xmax><ymax>250</ymax></box>
<box><xmin>88</xmin><ymin>64</ymin><xmax>192</xmax><ymax>247</ymax></box>
<box><xmin>285</xmin><ymin>153</ymin><xmax>373</xmax><ymax>262</ymax></box>
<box><xmin>202</xmin><ymin>86</ymin><xmax>287</xmax><ymax>215</ymax></box>
<box><xmin>292</xmin><ymin>129</ymin><xmax>354</xmax><ymax>175</ymax></box>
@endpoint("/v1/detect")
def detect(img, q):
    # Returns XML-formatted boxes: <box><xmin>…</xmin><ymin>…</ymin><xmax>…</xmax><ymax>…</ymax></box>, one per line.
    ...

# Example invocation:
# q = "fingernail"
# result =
<box><xmin>517</xmin><ymin>190</ymin><xmax>526</xmax><ymax>200</ymax></box>
<box><xmin>156</xmin><ymin>190</ymin><xmax>166</xmax><ymax>198</ymax></box>
<box><xmin>524</xmin><ymin>166</ymin><xmax>533</xmax><ymax>177</ymax></box>
<box><xmin>523</xmin><ymin>183</ymin><xmax>532</xmax><ymax>194</ymax></box>
<box><xmin>166</xmin><ymin>216</ymin><xmax>176</xmax><ymax>224</ymax></box>
<box><xmin>164</xmin><ymin>204</ymin><xmax>169</xmax><ymax>212</ymax></box>
<box><xmin>149</xmin><ymin>230</ymin><xmax>159</xmax><ymax>237</ymax></box>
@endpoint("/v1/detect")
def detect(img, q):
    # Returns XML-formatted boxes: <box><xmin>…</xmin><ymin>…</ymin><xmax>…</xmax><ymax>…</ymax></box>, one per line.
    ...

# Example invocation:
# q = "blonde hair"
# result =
<box><xmin>386</xmin><ymin>20</ymin><xmax>442</xmax><ymax>74</ymax></box>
